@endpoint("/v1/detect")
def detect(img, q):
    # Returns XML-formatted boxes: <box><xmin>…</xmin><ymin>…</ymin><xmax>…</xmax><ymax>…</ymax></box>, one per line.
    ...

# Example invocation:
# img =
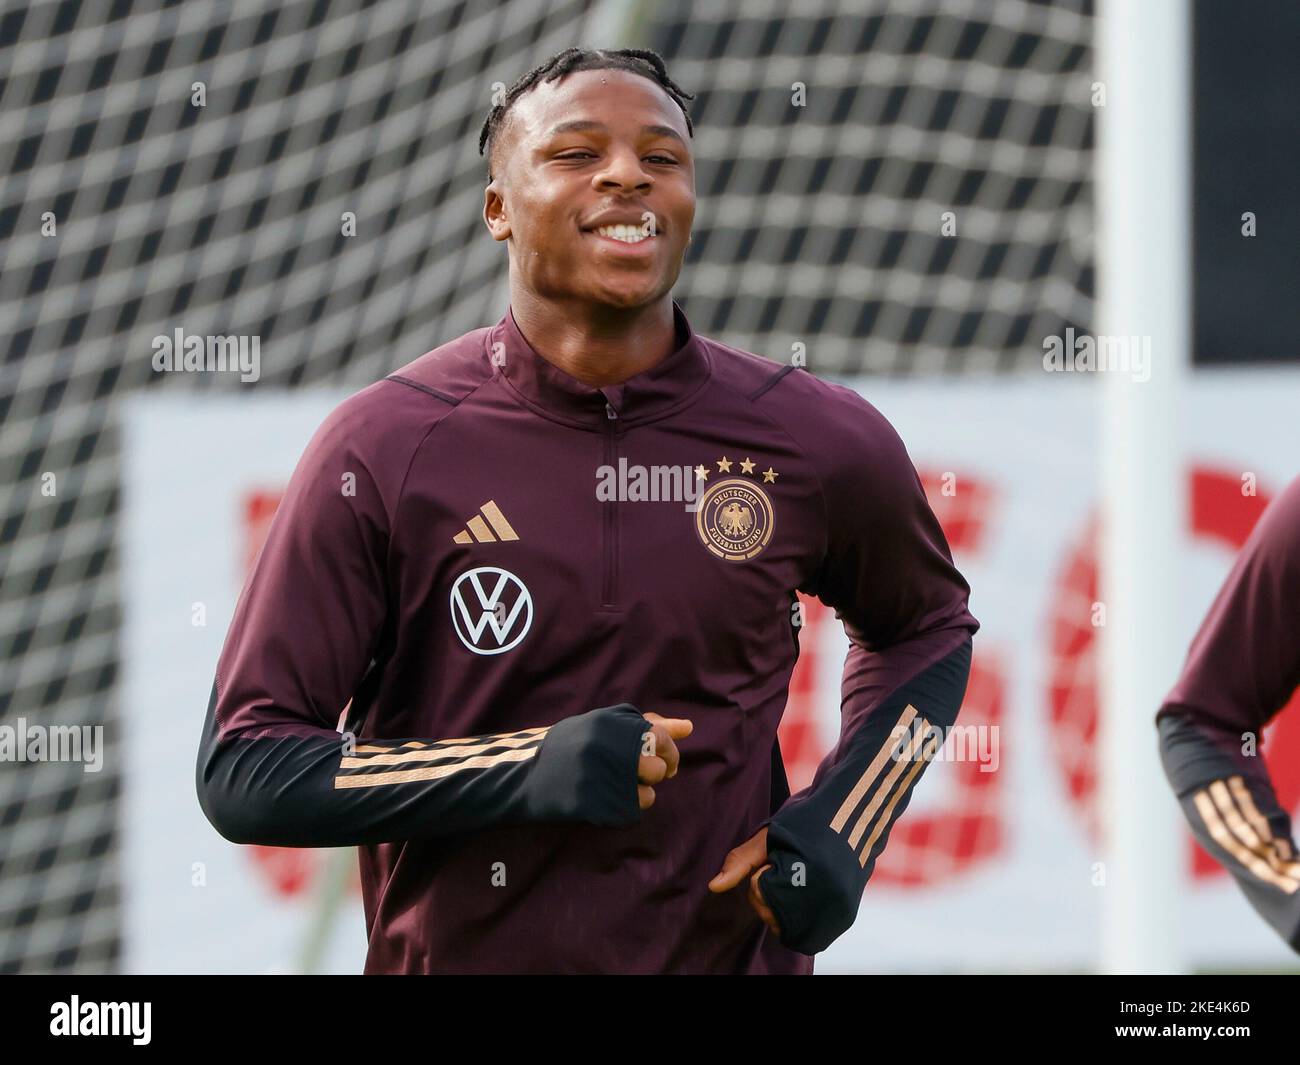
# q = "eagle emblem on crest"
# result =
<box><xmin>718</xmin><ymin>502</ymin><xmax>753</xmax><ymax>538</ymax></box>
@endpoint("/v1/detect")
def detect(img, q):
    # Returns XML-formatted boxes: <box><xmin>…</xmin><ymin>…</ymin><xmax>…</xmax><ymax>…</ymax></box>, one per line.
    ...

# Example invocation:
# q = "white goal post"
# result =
<box><xmin>1096</xmin><ymin>0</ymin><xmax>1191</xmax><ymax>975</ymax></box>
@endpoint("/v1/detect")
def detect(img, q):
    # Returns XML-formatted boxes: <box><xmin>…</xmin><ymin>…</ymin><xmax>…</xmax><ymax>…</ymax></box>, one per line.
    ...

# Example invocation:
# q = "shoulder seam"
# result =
<box><xmin>386</xmin><ymin>374</ymin><xmax>462</xmax><ymax>406</ymax></box>
<box><xmin>382</xmin><ymin>375</ymin><xmax>493</xmax><ymax>618</ymax></box>
<box><xmin>390</xmin><ymin>373</ymin><xmax>497</xmax><ymax>535</ymax></box>
<box><xmin>748</xmin><ymin>363</ymin><xmax>800</xmax><ymax>402</ymax></box>
<box><xmin>390</xmin><ymin>374</ymin><xmax>491</xmax><ymax>520</ymax></box>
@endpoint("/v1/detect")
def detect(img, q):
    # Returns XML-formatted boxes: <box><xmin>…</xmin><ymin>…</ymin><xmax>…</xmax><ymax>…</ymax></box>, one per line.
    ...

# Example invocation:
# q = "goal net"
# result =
<box><xmin>0</xmin><ymin>0</ymin><xmax>1093</xmax><ymax>971</ymax></box>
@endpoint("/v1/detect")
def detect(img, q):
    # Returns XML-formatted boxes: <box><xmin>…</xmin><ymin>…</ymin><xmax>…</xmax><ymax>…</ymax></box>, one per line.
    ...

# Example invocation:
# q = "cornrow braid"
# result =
<box><xmin>478</xmin><ymin>47</ymin><xmax>695</xmax><ymax>181</ymax></box>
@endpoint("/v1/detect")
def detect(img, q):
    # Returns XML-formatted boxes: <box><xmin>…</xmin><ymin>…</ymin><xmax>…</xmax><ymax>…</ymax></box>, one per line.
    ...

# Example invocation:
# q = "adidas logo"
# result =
<box><xmin>453</xmin><ymin>500</ymin><xmax>520</xmax><ymax>544</ymax></box>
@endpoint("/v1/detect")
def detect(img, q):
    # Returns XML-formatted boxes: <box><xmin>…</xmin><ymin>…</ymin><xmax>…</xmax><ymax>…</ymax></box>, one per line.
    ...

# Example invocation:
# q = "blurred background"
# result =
<box><xmin>1</xmin><ymin>0</ymin><xmax>1297</xmax><ymax>973</ymax></box>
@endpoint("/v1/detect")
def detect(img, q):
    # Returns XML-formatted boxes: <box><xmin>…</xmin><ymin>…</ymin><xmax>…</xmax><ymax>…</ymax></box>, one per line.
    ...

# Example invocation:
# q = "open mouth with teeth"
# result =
<box><xmin>589</xmin><ymin>223</ymin><xmax>655</xmax><ymax>245</ymax></box>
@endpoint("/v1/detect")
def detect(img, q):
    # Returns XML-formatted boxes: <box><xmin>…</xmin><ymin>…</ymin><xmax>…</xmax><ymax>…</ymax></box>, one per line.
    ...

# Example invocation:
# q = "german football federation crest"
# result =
<box><xmin>695</xmin><ymin>471</ymin><xmax>775</xmax><ymax>562</ymax></box>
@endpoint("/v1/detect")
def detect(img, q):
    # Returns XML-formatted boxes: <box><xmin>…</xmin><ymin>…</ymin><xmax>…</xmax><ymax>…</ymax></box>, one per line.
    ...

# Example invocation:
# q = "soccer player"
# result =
<box><xmin>1157</xmin><ymin>474</ymin><xmax>1300</xmax><ymax>950</ymax></box>
<box><xmin>196</xmin><ymin>47</ymin><xmax>978</xmax><ymax>974</ymax></box>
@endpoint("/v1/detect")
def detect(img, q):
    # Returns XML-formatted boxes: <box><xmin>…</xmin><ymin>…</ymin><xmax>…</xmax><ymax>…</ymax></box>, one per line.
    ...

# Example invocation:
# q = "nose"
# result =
<box><xmin>592</xmin><ymin>147</ymin><xmax>652</xmax><ymax>193</ymax></box>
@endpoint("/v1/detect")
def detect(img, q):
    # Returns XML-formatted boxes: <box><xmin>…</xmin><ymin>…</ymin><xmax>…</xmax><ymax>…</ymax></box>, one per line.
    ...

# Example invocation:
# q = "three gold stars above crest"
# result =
<box><xmin>694</xmin><ymin>456</ymin><xmax>778</xmax><ymax>484</ymax></box>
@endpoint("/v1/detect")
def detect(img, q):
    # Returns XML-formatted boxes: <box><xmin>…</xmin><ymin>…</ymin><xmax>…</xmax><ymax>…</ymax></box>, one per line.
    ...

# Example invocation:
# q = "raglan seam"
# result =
<box><xmin>748</xmin><ymin>363</ymin><xmax>799</xmax><ymax>402</ymax></box>
<box><xmin>388</xmin><ymin>374</ymin><xmax>497</xmax><ymax>541</ymax></box>
<box><xmin>387</xmin><ymin>374</ymin><xmax>463</xmax><ymax>406</ymax></box>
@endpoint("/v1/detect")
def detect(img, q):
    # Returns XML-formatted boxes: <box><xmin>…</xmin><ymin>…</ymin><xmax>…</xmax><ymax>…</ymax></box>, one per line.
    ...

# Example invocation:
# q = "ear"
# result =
<box><xmin>483</xmin><ymin>180</ymin><xmax>511</xmax><ymax>242</ymax></box>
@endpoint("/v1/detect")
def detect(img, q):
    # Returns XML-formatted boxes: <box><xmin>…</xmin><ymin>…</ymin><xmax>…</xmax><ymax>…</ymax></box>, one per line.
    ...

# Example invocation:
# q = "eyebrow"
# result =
<box><xmin>545</xmin><ymin>120</ymin><xmax>686</xmax><ymax>145</ymax></box>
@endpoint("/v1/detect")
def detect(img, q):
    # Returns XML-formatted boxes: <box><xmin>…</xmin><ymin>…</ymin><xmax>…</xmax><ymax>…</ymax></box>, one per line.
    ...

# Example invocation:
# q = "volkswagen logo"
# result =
<box><xmin>449</xmin><ymin>566</ymin><xmax>533</xmax><ymax>655</ymax></box>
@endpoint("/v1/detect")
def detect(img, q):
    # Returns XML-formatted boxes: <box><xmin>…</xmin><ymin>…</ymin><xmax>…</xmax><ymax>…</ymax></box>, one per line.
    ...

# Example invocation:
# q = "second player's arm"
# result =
<box><xmin>1156</xmin><ymin>476</ymin><xmax>1300</xmax><ymax>950</ymax></box>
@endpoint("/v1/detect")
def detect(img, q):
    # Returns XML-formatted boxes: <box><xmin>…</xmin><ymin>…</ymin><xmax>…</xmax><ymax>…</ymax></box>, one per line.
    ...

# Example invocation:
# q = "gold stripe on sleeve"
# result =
<box><xmin>1192</xmin><ymin>789</ymin><xmax>1300</xmax><ymax>893</ymax></box>
<box><xmin>334</xmin><ymin>746</ymin><xmax>540</xmax><ymax>789</ymax></box>
<box><xmin>846</xmin><ymin>719</ymin><xmax>930</xmax><ymax>849</ymax></box>
<box><xmin>830</xmin><ymin>704</ymin><xmax>919</xmax><ymax>834</ymax></box>
<box><xmin>352</xmin><ymin>726</ymin><xmax>548</xmax><ymax>755</ymax></box>
<box><xmin>341</xmin><ymin>731</ymin><xmax>546</xmax><ymax>769</ymax></box>
<box><xmin>858</xmin><ymin>732</ymin><xmax>941</xmax><ymax>867</ymax></box>
<box><xmin>1209</xmin><ymin>779</ymin><xmax>1276</xmax><ymax>859</ymax></box>
<box><xmin>1225</xmin><ymin>776</ymin><xmax>1300</xmax><ymax>878</ymax></box>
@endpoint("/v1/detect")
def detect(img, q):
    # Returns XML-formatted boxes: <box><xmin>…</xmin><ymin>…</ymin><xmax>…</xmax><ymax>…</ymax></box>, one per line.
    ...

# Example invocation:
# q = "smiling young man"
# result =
<box><xmin>196</xmin><ymin>48</ymin><xmax>978</xmax><ymax>974</ymax></box>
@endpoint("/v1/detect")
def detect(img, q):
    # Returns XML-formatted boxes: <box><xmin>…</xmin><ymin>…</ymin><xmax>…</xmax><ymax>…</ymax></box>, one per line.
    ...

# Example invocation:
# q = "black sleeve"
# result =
<box><xmin>1158</xmin><ymin>711</ymin><xmax>1300</xmax><ymax>952</ymax></box>
<box><xmin>196</xmin><ymin>679</ymin><xmax>649</xmax><ymax>848</ymax></box>
<box><xmin>758</xmin><ymin>637</ymin><xmax>972</xmax><ymax>954</ymax></box>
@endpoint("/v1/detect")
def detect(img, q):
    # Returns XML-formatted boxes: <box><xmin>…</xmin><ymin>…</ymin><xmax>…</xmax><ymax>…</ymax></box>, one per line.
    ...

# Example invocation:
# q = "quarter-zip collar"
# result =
<box><xmin>489</xmin><ymin>299</ymin><xmax>712</xmax><ymax>429</ymax></box>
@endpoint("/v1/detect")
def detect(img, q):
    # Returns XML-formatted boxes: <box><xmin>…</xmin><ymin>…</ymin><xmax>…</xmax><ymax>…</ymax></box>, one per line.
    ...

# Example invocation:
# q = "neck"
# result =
<box><xmin>507</xmin><ymin>286</ymin><xmax>678</xmax><ymax>387</ymax></box>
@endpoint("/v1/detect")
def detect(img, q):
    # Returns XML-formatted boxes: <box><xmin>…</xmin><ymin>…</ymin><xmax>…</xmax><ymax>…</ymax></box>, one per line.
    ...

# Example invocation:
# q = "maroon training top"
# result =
<box><xmin>198</xmin><ymin>300</ymin><xmax>978</xmax><ymax>973</ymax></box>
<box><xmin>1160</xmin><ymin>474</ymin><xmax>1300</xmax><ymax>734</ymax></box>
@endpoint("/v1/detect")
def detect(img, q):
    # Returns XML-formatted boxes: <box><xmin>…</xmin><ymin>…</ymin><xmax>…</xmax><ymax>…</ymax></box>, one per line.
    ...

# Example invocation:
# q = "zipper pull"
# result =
<box><xmin>605</xmin><ymin>402</ymin><xmax>618</xmax><ymax>421</ymax></box>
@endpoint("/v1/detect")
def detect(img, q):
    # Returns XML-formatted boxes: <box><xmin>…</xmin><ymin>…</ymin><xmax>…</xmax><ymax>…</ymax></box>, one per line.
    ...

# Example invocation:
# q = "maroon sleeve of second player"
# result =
<box><xmin>1159</xmin><ymin>473</ymin><xmax>1300</xmax><ymax>734</ymax></box>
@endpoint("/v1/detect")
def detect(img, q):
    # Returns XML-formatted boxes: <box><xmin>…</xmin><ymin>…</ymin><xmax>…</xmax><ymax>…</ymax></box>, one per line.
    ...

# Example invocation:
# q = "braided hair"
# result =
<box><xmin>478</xmin><ymin>47</ymin><xmax>695</xmax><ymax>181</ymax></box>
